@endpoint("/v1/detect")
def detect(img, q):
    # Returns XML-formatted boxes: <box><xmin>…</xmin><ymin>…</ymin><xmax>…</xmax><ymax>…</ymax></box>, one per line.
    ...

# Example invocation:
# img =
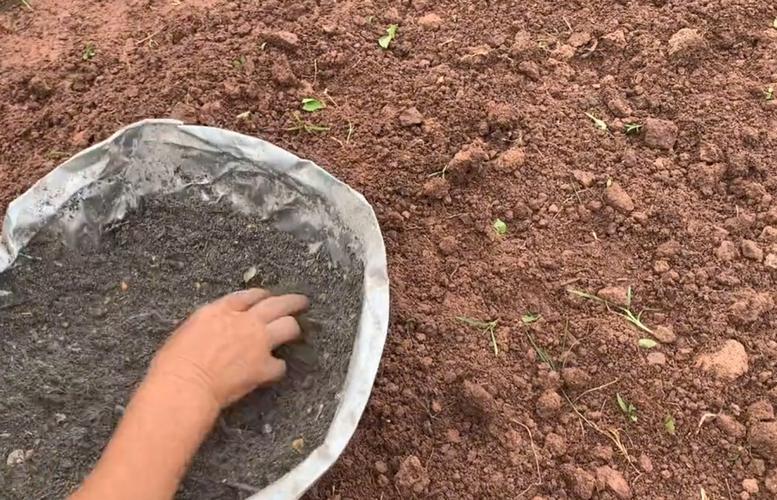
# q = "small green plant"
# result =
<box><xmin>584</xmin><ymin>112</ymin><xmax>608</xmax><ymax>131</ymax></box>
<box><xmin>664</xmin><ymin>414</ymin><xmax>676</xmax><ymax>435</ymax></box>
<box><xmin>765</xmin><ymin>86</ymin><xmax>775</xmax><ymax>101</ymax></box>
<box><xmin>616</xmin><ymin>393</ymin><xmax>637</xmax><ymax>423</ymax></box>
<box><xmin>456</xmin><ymin>316</ymin><xmax>499</xmax><ymax>356</ymax></box>
<box><xmin>526</xmin><ymin>333</ymin><xmax>556</xmax><ymax>370</ymax></box>
<box><xmin>638</xmin><ymin>338</ymin><xmax>658</xmax><ymax>349</ymax></box>
<box><xmin>82</xmin><ymin>43</ymin><xmax>96</xmax><ymax>61</ymax></box>
<box><xmin>492</xmin><ymin>218</ymin><xmax>507</xmax><ymax>235</ymax></box>
<box><xmin>301</xmin><ymin>98</ymin><xmax>326</xmax><ymax>112</ymax></box>
<box><xmin>568</xmin><ymin>287</ymin><xmax>654</xmax><ymax>335</ymax></box>
<box><xmin>378</xmin><ymin>24</ymin><xmax>398</xmax><ymax>49</ymax></box>
<box><xmin>232</xmin><ymin>55</ymin><xmax>246</xmax><ymax>69</ymax></box>
<box><xmin>624</xmin><ymin>123</ymin><xmax>643</xmax><ymax>135</ymax></box>
<box><xmin>521</xmin><ymin>312</ymin><xmax>541</xmax><ymax>324</ymax></box>
<box><xmin>286</xmin><ymin>112</ymin><xmax>329</xmax><ymax>134</ymax></box>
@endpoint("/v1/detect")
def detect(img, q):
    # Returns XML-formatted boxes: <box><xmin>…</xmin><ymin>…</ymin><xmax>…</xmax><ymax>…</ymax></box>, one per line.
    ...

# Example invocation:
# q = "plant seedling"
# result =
<box><xmin>568</xmin><ymin>287</ymin><xmax>654</xmax><ymax>335</ymax></box>
<box><xmin>664</xmin><ymin>414</ymin><xmax>676</xmax><ymax>435</ymax></box>
<box><xmin>638</xmin><ymin>338</ymin><xmax>658</xmax><ymax>349</ymax></box>
<box><xmin>765</xmin><ymin>86</ymin><xmax>775</xmax><ymax>101</ymax></box>
<box><xmin>82</xmin><ymin>43</ymin><xmax>96</xmax><ymax>61</ymax></box>
<box><xmin>232</xmin><ymin>55</ymin><xmax>246</xmax><ymax>69</ymax></box>
<box><xmin>301</xmin><ymin>98</ymin><xmax>326</xmax><ymax>113</ymax></box>
<box><xmin>492</xmin><ymin>218</ymin><xmax>507</xmax><ymax>235</ymax></box>
<box><xmin>525</xmin><ymin>332</ymin><xmax>556</xmax><ymax>370</ymax></box>
<box><xmin>616</xmin><ymin>393</ymin><xmax>637</xmax><ymax>423</ymax></box>
<box><xmin>378</xmin><ymin>24</ymin><xmax>398</xmax><ymax>49</ymax></box>
<box><xmin>456</xmin><ymin>316</ymin><xmax>499</xmax><ymax>356</ymax></box>
<box><xmin>584</xmin><ymin>112</ymin><xmax>608</xmax><ymax>131</ymax></box>
<box><xmin>624</xmin><ymin>123</ymin><xmax>643</xmax><ymax>135</ymax></box>
<box><xmin>521</xmin><ymin>312</ymin><xmax>541</xmax><ymax>324</ymax></box>
<box><xmin>286</xmin><ymin>112</ymin><xmax>330</xmax><ymax>134</ymax></box>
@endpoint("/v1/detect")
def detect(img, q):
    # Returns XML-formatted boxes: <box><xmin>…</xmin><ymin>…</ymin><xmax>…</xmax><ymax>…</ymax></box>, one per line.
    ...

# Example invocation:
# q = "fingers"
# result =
<box><xmin>266</xmin><ymin>357</ymin><xmax>287</xmax><ymax>383</ymax></box>
<box><xmin>250</xmin><ymin>294</ymin><xmax>309</xmax><ymax>322</ymax></box>
<box><xmin>217</xmin><ymin>288</ymin><xmax>271</xmax><ymax>311</ymax></box>
<box><xmin>265</xmin><ymin>316</ymin><xmax>302</xmax><ymax>348</ymax></box>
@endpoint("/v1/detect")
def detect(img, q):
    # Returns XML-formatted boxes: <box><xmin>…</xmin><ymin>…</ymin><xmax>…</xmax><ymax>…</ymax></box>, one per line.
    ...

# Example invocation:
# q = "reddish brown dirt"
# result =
<box><xmin>2</xmin><ymin>0</ymin><xmax>777</xmax><ymax>499</ymax></box>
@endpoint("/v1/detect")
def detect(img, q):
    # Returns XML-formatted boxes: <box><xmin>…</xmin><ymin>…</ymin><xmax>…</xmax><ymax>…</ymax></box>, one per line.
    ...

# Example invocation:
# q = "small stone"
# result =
<box><xmin>568</xmin><ymin>31</ymin><xmax>592</xmax><ymax>48</ymax></box>
<box><xmin>261</xmin><ymin>423</ymin><xmax>273</xmax><ymax>434</ymax></box>
<box><xmin>459</xmin><ymin>45</ymin><xmax>492</xmax><ymax>66</ymax></box>
<box><xmin>461</xmin><ymin>380</ymin><xmax>496</xmax><ymax>418</ymax></box>
<box><xmin>561</xmin><ymin>465</ymin><xmax>596</xmax><ymax>499</ymax></box>
<box><xmin>572</xmin><ymin>170</ymin><xmax>595</xmax><ymax>188</ymax></box>
<box><xmin>6</xmin><ymin>449</ymin><xmax>32</xmax><ymax>467</ymax></box>
<box><xmin>399</xmin><ymin>107</ymin><xmax>424</xmax><ymax>127</ymax></box>
<box><xmin>766</xmin><ymin>469</ymin><xmax>777</xmax><ymax>493</ymax></box>
<box><xmin>438</xmin><ymin>236</ymin><xmax>457</xmax><ymax>256</ymax></box>
<box><xmin>422</xmin><ymin>177</ymin><xmax>449</xmax><ymax>200</ymax></box>
<box><xmin>653</xmin><ymin>260</ymin><xmax>671</xmax><ymax>273</ymax></box>
<box><xmin>417</xmin><ymin>13</ymin><xmax>442</xmax><ymax>29</ymax></box>
<box><xmin>607</xmin><ymin>97</ymin><xmax>633</xmax><ymax>118</ymax></box>
<box><xmin>604</xmin><ymin>182</ymin><xmax>635</xmax><ymax>213</ymax></box>
<box><xmin>668</xmin><ymin>28</ymin><xmax>705</xmax><ymax>58</ymax></box>
<box><xmin>696</xmin><ymin>340</ymin><xmax>749</xmax><ymax>380</ymax></box>
<box><xmin>395</xmin><ymin>455</ymin><xmax>430</xmax><ymax>495</ymax></box>
<box><xmin>656</xmin><ymin>239</ymin><xmax>681</xmax><ymax>257</ymax></box>
<box><xmin>260</xmin><ymin>30</ymin><xmax>300</xmax><ymax>50</ymax></box>
<box><xmin>647</xmin><ymin>352</ymin><xmax>666</xmax><ymax>365</ymax></box>
<box><xmin>54</xmin><ymin>413</ymin><xmax>67</xmax><ymax>424</ymax></box>
<box><xmin>562</xmin><ymin>367</ymin><xmax>590</xmax><ymax>390</ymax></box>
<box><xmin>446</xmin><ymin>139</ymin><xmax>488</xmax><ymax>184</ymax></box>
<box><xmin>601</xmin><ymin>30</ymin><xmax>627</xmax><ymax>49</ymax></box>
<box><xmin>518</xmin><ymin>60</ymin><xmax>541</xmax><ymax>81</ymax></box>
<box><xmin>595</xmin><ymin>465</ymin><xmax>632</xmax><ymax>499</ymax></box>
<box><xmin>537</xmin><ymin>389</ymin><xmax>562</xmax><ymax>417</ymax></box>
<box><xmin>375</xmin><ymin>460</ymin><xmax>388</xmax><ymax>474</ymax></box>
<box><xmin>638</xmin><ymin>454</ymin><xmax>654</xmax><ymax>473</ymax></box>
<box><xmin>715</xmin><ymin>240</ymin><xmax>739</xmax><ymax>261</ymax></box>
<box><xmin>644</xmin><ymin>118</ymin><xmax>678</xmax><ymax>150</ymax></box>
<box><xmin>717</xmin><ymin>414</ymin><xmax>746</xmax><ymax>439</ymax></box>
<box><xmin>446</xmin><ymin>428</ymin><xmax>462</xmax><ymax>443</ymax></box>
<box><xmin>760</xmin><ymin>226</ymin><xmax>777</xmax><ymax>243</ymax></box>
<box><xmin>652</xmin><ymin>325</ymin><xmax>677</xmax><ymax>344</ymax></box>
<box><xmin>742</xmin><ymin>479</ymin><xmax>759</xmax><ymax>494</ymax></box>
<box><xmin>741</xmin><ymin>240</ymin><xmax>764</xmax><ymax>262</ymax></box>
<box><xmin>748</xmin><ymin>400</ymin><xmax>775</xmax><ymax>422</ymax></box>
<box><xmin>765</xmin><ymin>254</ymin><xmax>777</xmax><ymax>270</ymax></box>
<box><xmin>544</xmin><ymin>432</ymin><xmax>567</xmax><ymax>457</ymax></box>
<box><xmin>597</xmin><ymin>285</ymin><xmax>630</xmax><ymax>306</ymax></box>
<box><xmin>497</xmin><ymin>148</ymin><xmax>526</xmax><ymax>171</ymax></box>
<box><xmin>591</xmin><ymin>443</ymin><xmax>614</xmax><ymax>461</ymax></box>
<box><xmin>169</xmin><ymin>102</ymin><xmax>198</xmax><ymax>123</ymax></box>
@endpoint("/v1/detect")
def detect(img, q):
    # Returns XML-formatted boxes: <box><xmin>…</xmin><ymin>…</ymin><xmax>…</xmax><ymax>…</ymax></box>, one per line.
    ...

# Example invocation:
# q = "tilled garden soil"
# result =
<box><xmin>2</xmin><ymin>0</ymin><xmax>777</xmax><ymax>498</ymax></box>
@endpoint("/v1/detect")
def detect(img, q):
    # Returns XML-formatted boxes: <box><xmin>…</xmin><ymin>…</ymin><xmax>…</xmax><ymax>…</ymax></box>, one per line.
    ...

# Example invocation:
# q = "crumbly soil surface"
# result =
<box><xmin>2</xmin><ymin>0</ymin><xmax>777</xmax><ymax>498</ymax></box>
<box><xmin>0</xmin><ymin>192</ymin><xmax>363</xmax><ymax>499</ymax></box>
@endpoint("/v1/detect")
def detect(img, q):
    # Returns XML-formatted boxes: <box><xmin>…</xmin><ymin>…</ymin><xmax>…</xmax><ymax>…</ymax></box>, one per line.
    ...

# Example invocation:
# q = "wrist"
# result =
<box><xmin>141</xmin><ymin>368</ymin><xmax>222</xmax><ymax>422</ymax></box>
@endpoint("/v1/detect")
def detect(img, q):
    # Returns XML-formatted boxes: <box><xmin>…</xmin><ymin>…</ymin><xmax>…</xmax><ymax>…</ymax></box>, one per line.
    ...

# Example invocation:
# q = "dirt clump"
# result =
<box><xmin>749</xmin><ymin>422</ymin><xmax>777</xmax><ymax>463</ymax></box>
<box><xmin>394</xmin><ymin>455</ymin><xmax>430</xmax><ymax>495</ymax></box>
<box><xmin>461</xmin><ymin>380</ymin><xmax>497</xmax><ymax>419</ymax></box>
<box><xmin>643</xmin><ymin>118</ymin><xmax>678</xmax><ymax>150</ymax></box>
<box><xmin>595</xmin><ymin>465</ymin><xmax>632</xmax><ymax>499</ymax></box>
<box><xmin>445</xmin><ymin>139</ymin><xmax>488</xmax><ymax>183</ymax></box>
<box><xmin>604</xmin><ymin>182</ymin><xmax>635</xmax><ymax>213</ymax></box>
<box><xmin>668</xmin><ymin>28</ymin><xmax>705</xmax><ymax>59</ymax></box>
<box><xmin>696</xmin><ymin>340</ymin><xmax>749</xmax><ymax>380</ymax></box>
<box><xmin>398</xmin><ymin>107</ymin><xmax>424</xmax><ymax>127</ymax></box>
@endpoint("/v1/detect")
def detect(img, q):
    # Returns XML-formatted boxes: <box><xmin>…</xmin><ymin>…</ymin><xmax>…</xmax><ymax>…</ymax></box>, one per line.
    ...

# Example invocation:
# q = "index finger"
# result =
<box><xmin>215</xmin><ymin>288</ymin><xmax>271</xmax><ymax>311</ymax></box>
<box><xmin>249</xmin><ymin>294</ymin><xmax>309</xmax><ymax>322</ymax></box>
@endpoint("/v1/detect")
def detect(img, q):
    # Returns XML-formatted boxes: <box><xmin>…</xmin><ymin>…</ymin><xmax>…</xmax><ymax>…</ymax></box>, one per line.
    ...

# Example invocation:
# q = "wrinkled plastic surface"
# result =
<box><xmin>0</xmin><ymin>119</ymin><xmax>390</xmax><ymax>499</ymax></box>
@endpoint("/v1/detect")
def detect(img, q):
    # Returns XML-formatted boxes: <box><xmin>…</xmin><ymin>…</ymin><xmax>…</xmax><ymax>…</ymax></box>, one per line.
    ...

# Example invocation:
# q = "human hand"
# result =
<box><xmin>148</xmin><ymin>288</ymin><xmax>309</xmax><ymax>408</ymax></box>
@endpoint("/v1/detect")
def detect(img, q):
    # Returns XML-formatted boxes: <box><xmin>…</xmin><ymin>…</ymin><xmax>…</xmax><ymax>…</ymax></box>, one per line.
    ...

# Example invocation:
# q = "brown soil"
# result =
<box><xmin>2</xmin><ymin>0</ymin><xmax>777</xmax><ymax>499</ymax></box>
<box><xmin>0</xmin><ymin>192</ymin><xmax>363</xmax><ymax>498</ymax></box>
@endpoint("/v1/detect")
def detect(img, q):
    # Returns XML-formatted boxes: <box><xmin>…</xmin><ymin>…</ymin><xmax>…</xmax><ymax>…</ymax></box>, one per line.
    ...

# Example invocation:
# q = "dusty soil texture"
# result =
<box><xmin>2</xmin><ymin>0</ymin><xmax>777</xmax><ymax>498</ymax></box>
<box><xmin>0</xmin><ymin>192</ymin><xmax>363</xmax><ymax>499</ymax></box>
